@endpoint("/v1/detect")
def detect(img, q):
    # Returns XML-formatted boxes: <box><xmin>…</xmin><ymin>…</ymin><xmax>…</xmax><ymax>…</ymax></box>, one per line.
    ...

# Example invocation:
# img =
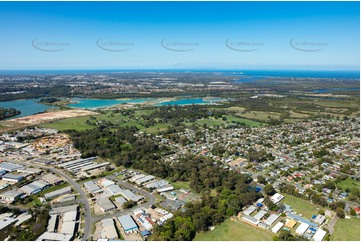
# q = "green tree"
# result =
<box><xmin>264</xmin><ymin>184</ymin><xmax>276</xmax><ymax>196</ymax></box>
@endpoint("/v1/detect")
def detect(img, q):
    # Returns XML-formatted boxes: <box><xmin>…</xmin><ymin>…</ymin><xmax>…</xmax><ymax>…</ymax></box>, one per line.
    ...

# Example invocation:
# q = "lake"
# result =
<box><xmin>0</xmin><ymin>99</ymin><xmax>53</xmax><ymax>118</ymax></box>
<box><xmin>68</xmin><ymin>98</ymin><xmax>151</xmax><ymax>109</ymax></box>
<box><xmin>0</xmin><ymin>97</ymin><xmax>227</xmax><ymax>119</ymax></box>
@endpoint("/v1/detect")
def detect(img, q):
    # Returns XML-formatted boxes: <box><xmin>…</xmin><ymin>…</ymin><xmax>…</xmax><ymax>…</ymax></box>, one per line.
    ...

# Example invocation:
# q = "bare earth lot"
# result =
<box><xmin>8</xmin><ymin>109</ymin><xmax>98</xmax><ymax>125</ymax></box>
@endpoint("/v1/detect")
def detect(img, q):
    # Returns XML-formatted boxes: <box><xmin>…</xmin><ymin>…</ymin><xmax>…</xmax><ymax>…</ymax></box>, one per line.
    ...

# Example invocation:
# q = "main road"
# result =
<box><xmin>3</xmin><ymin>158</ymin><xmax>93</xmax><ymax>241</ymax></box>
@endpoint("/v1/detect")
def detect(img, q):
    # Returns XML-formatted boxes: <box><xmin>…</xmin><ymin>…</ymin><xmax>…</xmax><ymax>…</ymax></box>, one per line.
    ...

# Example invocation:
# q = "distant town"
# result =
<box><xmin>0</xmin><ymin>71</ymin><xmax>359</xmax><ymax>241</ymax></box>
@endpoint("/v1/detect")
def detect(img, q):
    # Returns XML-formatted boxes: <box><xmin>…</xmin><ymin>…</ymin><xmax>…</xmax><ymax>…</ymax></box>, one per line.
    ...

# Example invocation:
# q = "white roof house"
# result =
<box><xmin>272</xmin><ymin>222</ymin><xmax>284</xmax><ymax>233</ymax></box>
<box><xmin>314</xmin><ymin>215</ymin><xmax>326</xmax><ymax>225</ymax></box>
<box><xmin>254</xmin><ymin>210</ymin><xmax>267</xmax><ymax>221</ymax></box>
<box><xmin>296</xmin><ymin>222</ymin><xmax>309</xmax><ymax>235</ymax></box>
<box><xmin>270</xmin><ymin>193</ymin><xmax>284</xmax><ymax>204</ymax></box>
<box><xmin>242</xmin><ymin>215</ymin><xmax>260</xmax><ymax>226</ymax></box>
<box><xmin>313</xmin><ymin>229</ymin><xmax>327</xmax><ymax>241</ymax></box>
<box><xmin>243</xmin><ymin>205</ymin><xmax>257</xmax><ymax>216</ymax></box>
<box><xmin>265</xmin><ymin>213</ymin><xmax>280</xmax><ymax>226</ymax></box>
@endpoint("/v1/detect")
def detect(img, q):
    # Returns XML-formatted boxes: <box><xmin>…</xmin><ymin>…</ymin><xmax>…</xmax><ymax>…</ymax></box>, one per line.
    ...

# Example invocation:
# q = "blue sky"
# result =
<box><xmin>0</xmin><ymin>1</ymin><xmax>359</xmax><ymax>70</ymax></box>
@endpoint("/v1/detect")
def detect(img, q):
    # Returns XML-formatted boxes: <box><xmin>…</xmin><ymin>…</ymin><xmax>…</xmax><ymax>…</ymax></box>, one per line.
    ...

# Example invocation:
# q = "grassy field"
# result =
<box><xmin>337</xmin><ymin>178</ymin><xmax>360</xmax><ymax>191</ymax></box>
<box><xmin>41</xmin><ymin>116</ymin><xmax>95</xmax><ymax>131</ymax></box>
<box><xmin>331</xmin><ymin>217</ymin><xmax>360</xmax><ymax>241</ymax></box>
<box><xmin>224</xmin><ymin>115</ymin><xmax>263</xmax><ymax>127</ymax></box>
<box><xmin>235</xmin><ymin>111</ymin><xmax>281</xmax><ymax>122</ymax></box>
<box><xmin>170</xmin><ymin>181</ymin><xmax>191</xmax><ymax>191</ymax></box>
<box><xmin>194</xmin><ymin>219</ymin><xmax>274</xmax><ymax>241</ymax></box>
<box><xmin>282</xmin><ymin>194</ymin><xmax>323</xmax><ymax>219</ymax></box>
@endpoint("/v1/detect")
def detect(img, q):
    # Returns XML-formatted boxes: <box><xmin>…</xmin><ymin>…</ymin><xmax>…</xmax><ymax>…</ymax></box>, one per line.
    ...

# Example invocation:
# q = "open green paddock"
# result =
<box><xmin>194</xmin><ymin>218</ymin><xmax>274</xmax><ymax>241</ymax></box>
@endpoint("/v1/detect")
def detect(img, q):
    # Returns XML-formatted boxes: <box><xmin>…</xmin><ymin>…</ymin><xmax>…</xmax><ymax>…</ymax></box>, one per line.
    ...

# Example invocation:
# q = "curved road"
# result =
<box><xmin>7</xmin><ymin>158</ymin><xmax>93</xmax><ymax>241</ymax></box>
<box><xmin>4</xmin><ymin>158</ymin><xmax>156</xmax><ymax>241</ymax></box>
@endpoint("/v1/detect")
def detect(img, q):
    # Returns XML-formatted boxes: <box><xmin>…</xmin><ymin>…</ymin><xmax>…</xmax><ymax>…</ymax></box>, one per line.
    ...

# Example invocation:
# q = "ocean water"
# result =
<box><xmin>312</xmin><ymin>87</ymin><xmax>360</xmax><ymax>93</ymax></box>
<box><xmin>0</xmin><ymin>99</ymin><xmax>53</xmax><ymax>118</ymax></box>
<box><xmin>1</xmin><ymin>69</ymin><xmax>359</xmax><ymax>79</ymax></box>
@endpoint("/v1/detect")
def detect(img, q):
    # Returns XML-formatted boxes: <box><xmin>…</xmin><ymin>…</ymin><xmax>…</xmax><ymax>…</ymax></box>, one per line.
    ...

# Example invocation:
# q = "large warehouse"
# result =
<box><xmin>117</xmin><ymin>215</ymin><xmax>139</xmax><ymax>234</ymax></box>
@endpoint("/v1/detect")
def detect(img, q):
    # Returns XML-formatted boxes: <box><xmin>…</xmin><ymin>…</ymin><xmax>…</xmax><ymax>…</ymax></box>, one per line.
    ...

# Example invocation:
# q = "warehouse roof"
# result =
<box><xmin>0</xmin><ymin>162</ymin><xmax>23</xmax><ymax>172</ymax></box>
<box><xmin>115</xmin><ymin>196</ymin><xmax>127</xmax><ymax>205</ymax></box>
<box><xmin>107</xmin><ymin>184</ymin><xmax>123</xmax><ymax>195</ymax></box>
<box><xmin>36</xmin><ymin>232</ymin><xmax>72</xmax><ymax>241</ymax></box>
<box><xmin>84</xmin><ymin>181</ymin><xmax>103</xmax><ymax>194</ymax></box>
<box><xmin>117</xmin><ymin>215</ymin><xmax>138</xmax><ymax>232</ymax></box>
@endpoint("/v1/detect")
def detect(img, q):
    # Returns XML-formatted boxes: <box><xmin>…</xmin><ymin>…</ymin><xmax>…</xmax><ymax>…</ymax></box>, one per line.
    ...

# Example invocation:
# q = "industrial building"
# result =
<box><xmin>63</xmin><ymin>210</ymin><xmax>77</xmax><ymax>222</ymax></box>
<box><xmin>33</xmin><ymin>158</ymin><xmax>53</xmax><ymax>165</ymax></box>
<box><xmin>117</xmin><ymin>215</ymin><xmax>139</xmax><ymax>234</ymax></box>
<box><xmin>134</xmin><ymin>210</ymin><xmax>154</xmax><ymax>230</ymax></box>
<box><xmin>84</xmin><ymin>180</ymin><xmax>103</xmax><ymax>194</ymax></box>
<box><xmin>36</xmin><ymin>232</ymin><xmax>73</xmax><ymax>241</ymax></box>
<box><xmin>0</xmin><ymin>217</ymin><xmax>17</xmax><ymax>230</ymax></box>
<box><xmin>129</xmin><ymin>174</ymin><xmax>145</xmax><ymax>182</ymax></box>
<box><xmin>115</xmin><ymin>196</ymin><xmax>127</xmax><ymax>206</ymax></box>
<box><xmin>97</xmin><ymin>198</ymin><xmax>116</xmax><ymax>212</ymax></box>
<box><xmin>97</xmin><ymin>178</ymin><xmax>115</xmax><ymax>188</ymax></box>
<box><xmin>47</xmin><ymin>215</ymin><xmax>58</xmax><ymax>233</ymax></box>
<box><xmin>134</xmin><ymin>175</ymin><xmax>155</xmax><ymax>186</ymax></box>
<box><xmin>106</xmin><ymin>184</ymin><xmax>123</xmax><ymax>196</ymax></box>
<box><xmin>81</xmin><ymin>162</ymin><xmax>110</xmax><ymax>173</ymax></box>
<box><xmin>156</xmin><ymin>186</ymin><xmax>174</xmax><ymax>193</ymax></box>
<box><xmin>41</xmin><ymin>173</ymin><xmax>63</xmax><ymax>185</ymax></box>
<box><xmin>60</xmin><ymin>221</ymin><xmax>76</xmax><ymax>235</ymax></box>
<box><xmin>44</xmin><ymin>187</ymin><xmax>72</xmax><ymax>200</ymax></box>
<box><xmin>0</xmin><ymin>190</ymin><xmax>24</xmax><ymax>203</ymax></box>
<box><xmin>120</xmin><ymin>189</ymin><xmax>142</xmax><ymax>202</ymax></box>
<box><xmin>20</xmin><ymin>180</ymin><xmax>50</xmax><ymax>195</ymax></box>
<box><xmin>59</xmin><ymin>157</ymin><xmax>97</xmax><ymax>173</ymax></box>
<box><xmin>99</xmin><ymin>219</ymin><xmax>118</xmax><ymax>240</ymax></box>
<box><xmin>0</xmin><ymin>162</ymin><xmax>24</xmax><ymax>172</ymax></box>
<box><xmin>1</xmin><ymin>173</ymin><xmax>24</xmax><ymax>183</ymax></box>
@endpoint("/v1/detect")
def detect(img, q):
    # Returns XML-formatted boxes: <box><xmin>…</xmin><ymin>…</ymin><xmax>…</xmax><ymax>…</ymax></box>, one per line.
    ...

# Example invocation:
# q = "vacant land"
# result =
<box><xmin>337</xmin><ymin>178</ymin><xmax>360</xmax><ymax>192</ymax></box>
<box><xmin>194</xmin><ymin>219</ymin><xmax>274</xmax><ymax>241</ymax></box>
<box><xmin>282</xmin><ymin>194</ymin><xmax>323</xmax><ymax>219</ymax></box>
<box><xmin>331</xmin><ymin>217</ymin><xmax>360</xmax><ymax>241</ymax></box>
<box><xmin>8</xmin><ymin>109</ymin><xmax>98</xmax><ymax>125</ymax></box>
